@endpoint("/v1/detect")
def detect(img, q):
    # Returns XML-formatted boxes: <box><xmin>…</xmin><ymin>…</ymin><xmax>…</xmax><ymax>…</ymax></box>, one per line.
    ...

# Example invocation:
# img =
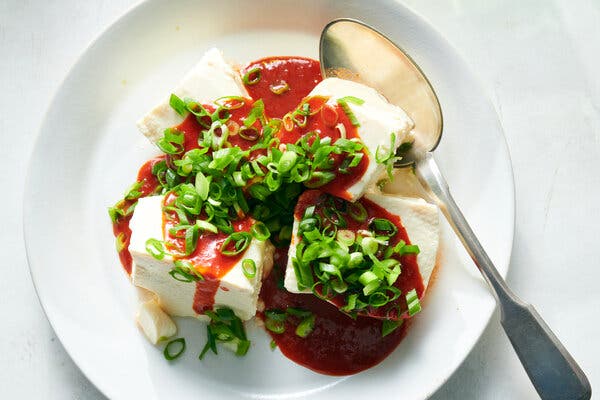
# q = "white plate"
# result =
<box><xmin>24</xmin><ymin>1</ymin><xmax>514</xmax><ymax>399</ymax></box>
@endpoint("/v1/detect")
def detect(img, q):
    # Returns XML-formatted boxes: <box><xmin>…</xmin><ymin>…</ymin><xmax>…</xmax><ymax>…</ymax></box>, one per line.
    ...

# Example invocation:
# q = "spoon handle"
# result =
<box><xmin>414</xmin><ymin>152</ymin><xmax>591</xmax><ymax>400</ymax></box>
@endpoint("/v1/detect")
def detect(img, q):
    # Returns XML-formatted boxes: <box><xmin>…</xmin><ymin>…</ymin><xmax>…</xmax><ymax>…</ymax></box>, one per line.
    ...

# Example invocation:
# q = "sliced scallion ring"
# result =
<box><xmin>368</xmin><ymin>291</ymin><xmax>389</xmax><ymax>307</ymax></box>
<box><xmin>196</xmin><ymin>219</ymin><xmax>218</xmax><ymax>234</ymax></box>
<box><xmin>239</xmin><ymin>126</ymin><xmax>260</xmax><ymax>141</ymax></box>
<box><xmin>242</xmin><ymin>67</ymin><xmax>261</xmax><ymax>85</ymax></box>
<box><xmin>169</xmin><ymin>261</ymin><xmax>203</xmax><ymax>282</ymax></box>
<box><xmin>194</xmin><ymin>171</ymin><xmax>210</xmax><ymax>201</ymax></box>
<box><xmin>184</xmin><ymin>224</ymin><xmax>199</xmax><ymax>255</ymax></box>
<box><xmin>242</xmin><ymin>259</ymin><xmax>257</xmax><ymax>279</ymax></box>
<box><xmin>214</xmin><ymin>96</ymin><xmax>246</xmax><ymax>110</ymax></box>
<box><xmin>295</xmin><ymin>314</ymin><xmax>315</xmax><ymax>338</ymax></box>
<box><xmin>220</xmin><ymin>232</ymin><xmax>252</xmax><ymax>256</ymax></box>
<box><xmin>400</xmin><ymin>244</ymin><xmax>420</xmax><ymax>255</ymax></box>
<box><xmin>251</xmin><ymin>221</ymin><xmax>270</xmax><ymax>241</ymax></box>
<box><xmin>382</xmin><ymin>319</ymin><xmax>403</xmax><ymax>337</ymax></box>
<box><xmin>163</xmin><ymin>338</ymin><xmax>186</xmax><ymax>360</ymax></box>
<box><xmin>406</xmin><ymin>289</ymin><xmax>422</xmax><ymax>316</ymax></box>
<box><xmin>370</xmin><ymin>218</ymin><xmax>398</xmax><ymax>237</ymax></box>
<box><xmin>348</xmin><ymin>202</ymin><xmax>367</xmax><ymax>222</ymax></box>
<box><xmin>337</xmin><ymin>98</ymin><xmax>360</xmax><ymax>127</ymax></box>
<box><xmin>265</xmin><ymin>318</ymin><xmax>285</xmax><ymax>334</ymax></box>
<box><xmin>269</xmin><ymin>81</ymin><xmax>289</xmax><ymax>94</ymax></box>
<box><xmin>169</xmin><ymin>94</ymin><xmax>187</xmax><ymax>116</ymax></box>
<box><xmin>360</xmin><ymin>237</ymin><xmax>379</xmax><ymax>255</ymax></box>
<box><xmin>145</xmin><ymin>238</ymin><xmax>166</xmax><ymax>260</ymax></box>
<box><xmin>277</xmin><ymin>151</ymin><xmax>298</xmax><ymax>173</ymax></box>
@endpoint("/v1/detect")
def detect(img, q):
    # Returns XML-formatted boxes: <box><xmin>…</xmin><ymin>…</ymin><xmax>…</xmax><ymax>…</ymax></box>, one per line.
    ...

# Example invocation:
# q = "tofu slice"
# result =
<box><xmin>364</xmin><ymin>192</ymin><xmax>439</xmax><ymax>289</ymax></box>
<box><xmin>137</xmin><ymin>48</ymin><xmax>250</xmax><ymax>143</ymax></box>
<box><xmin>307</xmin><ymin>77</ymin><xmax>415</xmax><ymax>201</ymax></box>
<box><xmin>136</xmin><ymin>297</ymin><xmax>177</xmax><ymax>345</ymax></box>
<box><xmin>284</xmin><ymin>192</ymin><xmax>439</xmax><ymax>296</ymax></box>
<box><xmin>129</xmin><ymin>196</ymin><xmax>273</xmax><ymax>321</ymax></box>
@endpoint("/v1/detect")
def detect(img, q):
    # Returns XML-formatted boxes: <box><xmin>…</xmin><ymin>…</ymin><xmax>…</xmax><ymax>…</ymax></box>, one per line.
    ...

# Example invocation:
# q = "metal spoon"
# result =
<box><xmin>320</xmin><ymin>18</ymin><xmax>591</xmax><ymax>400</ymax></box>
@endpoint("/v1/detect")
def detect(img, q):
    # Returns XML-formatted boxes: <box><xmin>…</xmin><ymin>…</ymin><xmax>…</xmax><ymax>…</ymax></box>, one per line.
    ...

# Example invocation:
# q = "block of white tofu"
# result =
<box><xmin>308</xmin><ymin>77</ymin><xmax>415</xmax><ymax>201</ymax></box>
<box><xmin>129</xmin><ymin>196</ymin><xmax>273</xmax><ymax>321</ymax></box>
<box><xmin>284</xmin><ymin>192</ymin><xmax>439</xmax><ymax>296</ymax></box>
<box><xmin>137</xmin><ymin>48</ymin><xmax>250</xmax><ymax>143</ymax></box>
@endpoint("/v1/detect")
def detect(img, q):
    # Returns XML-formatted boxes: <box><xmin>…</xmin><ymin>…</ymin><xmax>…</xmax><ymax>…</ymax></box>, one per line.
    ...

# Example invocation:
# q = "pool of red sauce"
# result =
<box><xmin>259</xmin><ymin>247</ymin><xmax>411</xmax><ymax>376</ymax></box>
<box><xmin>161</xmin><ymin>193</ymin><xmax>254</xmax><ymax>314</ymax></box>
<box><xmin>111</xmin><ymin>157</ymin><xmax>162</xmax><ymax>274</ymax></box>
<box><xmin>242</xmin><ymin>56</ymin><xmax>322</xmax><ymax>119</ymax></box>
<box><xmin>258</xmin><ymin>190</ymin><xmax>424</xmax><ymax>375</ymax></box>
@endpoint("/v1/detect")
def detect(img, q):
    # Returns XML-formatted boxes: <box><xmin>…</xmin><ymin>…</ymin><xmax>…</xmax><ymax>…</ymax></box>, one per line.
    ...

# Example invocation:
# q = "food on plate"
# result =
<box><xmin>283</xmin><ymin>190</ymin><xmax>438</xmax><ymax>320</ymax></box>
<box><xmin>285</xmin><ymin>78</ymin><xmax>414</xmax><ymax>201</ymax></box>
<box><xmin>109</xmin><ymin>48</ymin><xmax>440</xmax><ymax>375</ymax></box>
<box><xmin>137</xmin><ymin>48</ymin><xmax>249</xmax><ymax>143</ymax></box>
<box><xmin>129</xmin><ymin>195</ymin><xmax>273</xmax><ymax>321</ymax></box>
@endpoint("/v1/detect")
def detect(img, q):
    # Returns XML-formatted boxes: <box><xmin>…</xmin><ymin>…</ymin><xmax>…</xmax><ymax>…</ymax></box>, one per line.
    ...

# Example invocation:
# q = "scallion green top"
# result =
<box><xmin>291</xmin><ymin>193</ymin><xmax>421</xmax><ymax>319</ymax></box>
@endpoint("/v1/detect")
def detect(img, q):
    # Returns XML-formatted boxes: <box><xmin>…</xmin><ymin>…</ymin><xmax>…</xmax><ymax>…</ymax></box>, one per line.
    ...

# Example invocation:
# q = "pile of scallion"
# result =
<box><xmin>292</xmin><ymin>194</ymin><xmax>422</xmax><ymax>320</ymax></box>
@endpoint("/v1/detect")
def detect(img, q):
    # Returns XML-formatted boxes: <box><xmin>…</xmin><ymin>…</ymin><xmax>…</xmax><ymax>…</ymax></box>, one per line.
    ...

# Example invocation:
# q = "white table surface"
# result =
<box><xmin>2</xmin><ymin>0</ymin><xmax>598</xmax><ymax>398</ymax></box>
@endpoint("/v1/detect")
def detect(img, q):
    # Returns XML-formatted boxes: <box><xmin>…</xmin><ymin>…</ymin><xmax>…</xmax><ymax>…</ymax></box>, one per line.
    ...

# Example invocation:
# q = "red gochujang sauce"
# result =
<box><xmin>161</xmin><ymin>192</ymin><xmax>255</xmax><ymax>314</ymax></box>
<box><xmin>241</xmin><ymin>57</ymin><xmax>322</xmax><ymax>118</ymax></box>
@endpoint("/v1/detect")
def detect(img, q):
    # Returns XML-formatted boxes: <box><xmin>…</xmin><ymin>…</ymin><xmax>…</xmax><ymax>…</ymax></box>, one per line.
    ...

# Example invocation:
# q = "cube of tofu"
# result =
<box><xmin>137</xmin><ymin>48</ymin><xmax>249</xmax><ymax>143</ymax></box>
<box><xmin>129</xmin><ymin>196</ymin><xmax>274</xmax><ymax>321</ymax></box>
<box><xmin>136</xmin><ymin>297</ymin><xmax>177</xmax><ymax>345</ymax></box>
<box><xmin>284</xmin><ymin>191</ymin><xmax>439</xmax><ymax>296</ymax></box>
<box><xmin>307</xmin><ymin>77</ymin><xmax>415</xmax><ymax>201</ymax></box>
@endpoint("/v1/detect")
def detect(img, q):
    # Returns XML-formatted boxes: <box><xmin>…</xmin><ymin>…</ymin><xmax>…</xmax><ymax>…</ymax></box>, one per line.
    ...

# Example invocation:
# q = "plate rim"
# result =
<box><xmin>23</xmin><ymin>0</ymin><xmax>516</xmax><ymax>398</ymax></box>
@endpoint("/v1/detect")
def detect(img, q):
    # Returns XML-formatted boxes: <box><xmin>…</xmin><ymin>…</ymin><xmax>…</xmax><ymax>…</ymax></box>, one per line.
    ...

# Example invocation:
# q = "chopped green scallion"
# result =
<box><xmin>242</xmin><ymin>259</ymin><xmax>257</xmax><ymax>279</ymax></box>
<box><xmin>145</xmin><ymin>238</ymin><xmax>166</xmax><ymax>260</ymax></box>
<box><xmin>295</xmin><ymin>314</ymin><xmax>315</xmax><ymax>338</ymax></box>
<box><xmin>163</xmin><ymin>338</ymin><xmax>186</xmax><ymax>360</ymax></box>
<box><xmin>169</xmin><ymin>94</ymin><xmax>187</xmax><ymax>116</ymax></box>
<box><xmin>406</xmin><ymin>288</ymin><xmax>421</xmax><ymax>316</ymax></box>
<box><xmin>242</xmin><ymin>67</ymin><xmax>261</xmax><ymax>85</ymax></box>
<box><xmin>382</xmin><ymin>319</ymin><xmax>403</xmax><ymax>337</ymax></box>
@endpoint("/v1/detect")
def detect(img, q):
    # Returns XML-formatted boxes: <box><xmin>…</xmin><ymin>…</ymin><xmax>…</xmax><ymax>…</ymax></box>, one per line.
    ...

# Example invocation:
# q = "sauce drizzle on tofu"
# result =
<box><xmin>277</xmin><ymin>96</ymin><xmax>369</xmax><ymax>200</ymax></box>
<box><xmin>162</xmin><ymin>192</ymin><xmax>254</xmax><ymax>278</ymax></box>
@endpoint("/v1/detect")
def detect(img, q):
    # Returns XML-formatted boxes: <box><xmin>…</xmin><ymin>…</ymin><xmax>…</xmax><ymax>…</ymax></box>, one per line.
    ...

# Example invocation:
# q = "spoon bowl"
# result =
<box><xmin>319</xmin><ymin>18</ymin><xmax>442</xmax><ymax>165</ymax></box>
